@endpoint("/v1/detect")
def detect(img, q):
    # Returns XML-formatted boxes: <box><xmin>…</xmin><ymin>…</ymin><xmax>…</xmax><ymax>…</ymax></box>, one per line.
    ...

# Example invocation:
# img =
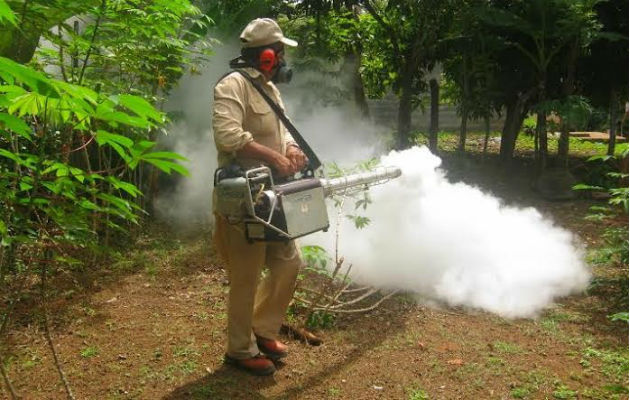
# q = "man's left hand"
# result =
<box><xmin>286</xmin><ymin>146</ymin><xmax>308</xmax><ymax>172</ymax></box>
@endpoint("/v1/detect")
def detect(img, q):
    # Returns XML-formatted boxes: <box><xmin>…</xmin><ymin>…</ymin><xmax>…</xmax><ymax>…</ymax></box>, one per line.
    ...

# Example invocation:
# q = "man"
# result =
<box><xmin>212</xmin><ymin>18</ymin><xmax>307</xmax><ymax>376</ymax></box>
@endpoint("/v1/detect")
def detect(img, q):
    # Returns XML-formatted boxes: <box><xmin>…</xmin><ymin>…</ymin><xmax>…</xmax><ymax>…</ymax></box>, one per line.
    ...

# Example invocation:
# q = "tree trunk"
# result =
<box><xmin>557</xmin><ymin>41</ymin><xmax>578</xmax><ymax>168</ymax></box>
<box><xmin>396</xmin><ymin>65</ymin><xmax>414</xmax><ymax>150</ymax></box>
<box><xmin>458</xmin><ymin>56</ymin><xmax>469</xmax><ymax>153</ymax></box>
<box><xmin>429</xmin><ymin>78</ymin><xmax>439</xmax><ymax>152</ymax></box>
<box><xmin>536</xmin><ymin>110</ymin><xmax>547</xmax><ymax>171</ymax></box>
<box><xmin>0</xmin><ymin>29</ymin><xmax>42</xmax><ymax>63</ymax></box>
<box><xmin>459</xmin><ymin>109</ymin><xmax>468</xmax><ymax>153</ymax></box>
<box><xmin>500</xmin><ymin>101</ymin><xmax>523</xmax><ymax>164</ymax></box>
<box><xmin>557</xmin><ymin>124</ymin><xmax>570</xmax><ymax>168</ymax></box>
<box><xmin>483</xmin><ymin>115</ymin><xmax>490</xmax><ymax>154</ymax></box>
<box><xmin>608</xmin><ymin>90</ymin><xmax>618</xmax><ymax>156</ymax></box>
<box><xmin>342</xmin><ymin>52</ymin><xmax>370</xmax><ymax>118</ymax></box>
<box><xmin>500</xmin><ymin>87</ymin><xmax>534</xmax><ymax>166</ymax></box>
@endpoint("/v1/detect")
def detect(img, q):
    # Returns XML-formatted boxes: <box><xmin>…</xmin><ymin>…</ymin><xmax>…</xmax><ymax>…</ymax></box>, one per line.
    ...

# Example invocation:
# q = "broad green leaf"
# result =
<box><xmin>106</xmin><ymin>176</ymin><xmax>142</xmax><ymax>198</ymax></box>
<box><xmin>0</xmin><ymin>57</ymin><xmax>59</xmax><ymax>97</ymax></box>
<box><xmin>96</xmin><ymin>110</ymin><xmax>151</xmax><ymax>128</ymax></box>
<box><xmin>69</xmin><ymin>167</ymin><xmax>85</xmax><ymax>183</ymax></box>
<box><xmin>0</xmin><ymin>112</ymin><xmax>31</xmax><ymax>139</ymax></box>
<box><xmin>119</xmin><ymin>94</ymin><xmax>163</xmax><ymax>123</ymax></box>
<box><xmin>79</xmin><ymin>199</ymin><xmax>101</xmax><ymax>211</ymax></box>
<box><xmin>148</xmin><ymin>158</ymin><xmax>188</xmax><ymax>176</ymax></box>
<box><xmin>52</xmin><ymin>80</ymin><xmax>98</xmax><ymax>105</ymax></box>
<box><xmin>0</xmin><ymin>148</ymin><xmax>20</xmax><ymax>163</ymax></box>
<box><xmin>95</xmin><ymin>130</ymin><xmax>133</xmax><ymax>149</ymax></box>
<box><xmin>587</xmin><ymin>154</ymin><xmax>613</xmax><ymax>162</ymax></box>
<box><xmin>0</xmin><ymin>0</ymin><xmax>16</xmax><ymax>26</ymax></box>
<box><xmin>95</xmin><ymin>130</ymin><xmax>132</xmax><ymax>162</ymax></box>
<box><xmin>8</xmin><ymin>92</ymin><xmax>45</xmax><ymax>116</ymax></box>
<box><xmin>142</xmin><ymin>151</ymin><xmax>188</xmax><ymax>161</ymax></box>
<box><xmin>0</xmin><ymin>85</ymin><xmax>26</xmax><ymax>95</ymax></box>
<box><xmin>19</xmin><ymin>181</ymin><xmax>33</xmax><ymax>191</ymax></box>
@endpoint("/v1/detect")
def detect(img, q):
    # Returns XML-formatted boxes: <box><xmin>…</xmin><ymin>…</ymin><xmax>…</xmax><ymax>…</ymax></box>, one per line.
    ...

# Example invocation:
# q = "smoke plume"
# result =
<box><xmin>306</xmin><ymin>146</ymin><xmax>591</xmax><ymax>318</ymax></box>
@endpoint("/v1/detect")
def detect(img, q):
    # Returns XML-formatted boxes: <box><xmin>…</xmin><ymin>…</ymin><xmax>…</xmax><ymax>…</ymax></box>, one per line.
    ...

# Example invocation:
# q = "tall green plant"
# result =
<box><xmin>0</xmin><ymin>2</ymin><xmax>206</xmax><ymax>396</ymax></box>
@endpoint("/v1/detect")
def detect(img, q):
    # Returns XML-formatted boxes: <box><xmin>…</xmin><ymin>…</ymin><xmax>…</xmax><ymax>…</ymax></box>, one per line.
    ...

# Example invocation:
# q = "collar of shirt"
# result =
<box><xmin>239</xmin><ymin>67</ymin><xmax>266</xmax><ymax>83</ymax></box>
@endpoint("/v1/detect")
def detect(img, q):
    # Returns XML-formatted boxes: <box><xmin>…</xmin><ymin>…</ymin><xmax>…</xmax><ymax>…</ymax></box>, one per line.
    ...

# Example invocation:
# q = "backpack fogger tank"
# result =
<box><xmin>213</xmin><ymin>69</ymin><xmax>402</xmax><ymax>242</ymax></box>
<box><xmin>214</xmin><ymin>165</ymin><xmax>402</xmax><ymax>242</ymax></box>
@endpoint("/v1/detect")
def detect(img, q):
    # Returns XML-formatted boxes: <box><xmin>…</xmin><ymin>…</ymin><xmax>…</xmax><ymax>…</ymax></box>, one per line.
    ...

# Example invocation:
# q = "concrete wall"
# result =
<box><xmin>367</xmin><ymin>96</ymin><xmax>505</xmax><ymax>132</ymax></box>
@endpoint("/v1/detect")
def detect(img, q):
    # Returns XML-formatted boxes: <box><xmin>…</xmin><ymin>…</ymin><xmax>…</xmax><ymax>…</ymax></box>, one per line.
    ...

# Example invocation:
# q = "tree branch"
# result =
<box><xmin>78</xmin><ymin>0</ymin><xmax>107</xmax><ymax>85</ymax></box>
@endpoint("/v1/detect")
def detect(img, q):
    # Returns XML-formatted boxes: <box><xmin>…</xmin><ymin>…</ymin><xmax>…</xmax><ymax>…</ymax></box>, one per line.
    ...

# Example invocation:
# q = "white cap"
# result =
<box><xmin>240</xmin><ymin>18</ymin><xmax>298</xmax><ymax>48</ymax></box>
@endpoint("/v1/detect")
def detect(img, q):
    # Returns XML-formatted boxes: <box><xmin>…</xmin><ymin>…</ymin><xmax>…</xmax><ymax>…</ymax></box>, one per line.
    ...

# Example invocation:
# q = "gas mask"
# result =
<box><xmin>272</xmin><ymin>59</ymin><xmax>293</xmax><ymax>84</ymax></box>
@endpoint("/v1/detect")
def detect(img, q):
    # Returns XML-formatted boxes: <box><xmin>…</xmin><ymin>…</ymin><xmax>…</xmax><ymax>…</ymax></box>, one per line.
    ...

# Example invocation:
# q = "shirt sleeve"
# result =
<box><xmin>212</xmin><ymin>75</ymin><xmax>254</xmax><ymax>153</ymax></box>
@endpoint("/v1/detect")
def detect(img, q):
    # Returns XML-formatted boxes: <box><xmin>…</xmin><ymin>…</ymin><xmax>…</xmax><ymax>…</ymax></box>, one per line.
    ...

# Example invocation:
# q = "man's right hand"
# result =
<box><xmin>271</xmin><ymin>154</ymin><xmax>296</xmax><ymax>177</ymax></box>
<box><xmin>236</xmin><ymin>141</ymin><xmax>297</xmax><ymax>177</ymax></box>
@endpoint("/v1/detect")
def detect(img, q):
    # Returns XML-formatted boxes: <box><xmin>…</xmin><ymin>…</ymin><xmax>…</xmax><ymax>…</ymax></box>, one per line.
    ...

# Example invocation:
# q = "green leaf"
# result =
<box><xmin>609</xmin><ymin>312</ymin><xmax>629</xmax><ymax>322</ymax></box>
<box><xmin>106</xmin><ymin>176</ymin><xmax>142</xmax><ymax>198</ymax></box>
<box><xmin>0</xmin><ymin>112</ymin><xmax>31</xmax><ymax>139</ymax></box>
<box><xmin>0</xmin><ymin>0</ymin><xmax>16</xmax><ymax>26</ymax></box>
<box><xmin>95</xmin><ymin>130</ymin><xmax>133</xmax><ymax>149</ymax></box>
<box><xmin>95</xmin><ymin>110</ymin><xmax>151</xmax><ymax>128</ymax></box>
<box><xmin>52</xmin><ymin>80</ymin><xmax>98</xmax><ymax>105</ymax></box>
<box><xmin>118</xmin><ymin>94</ymin><xmax>163</xmax><ymax>123</ymax></box>
<box><xmin>0</xmin><ymin>148</ymin><xmax>20</xmax><ymax>163</ymax></box>
<box><xmin>0</xmin><ymin>57</ymin><xmax>59</xmax><ymax>97</ymax></box>
<box><xmin>587</xmin><ymin>154</ymin><xmax>613</xmax><ymax>162</ymax></box>
<box><xmin>95</xmin><ymin>130</ymin><xmax>133</xmax><ymax>162</ymax></box>
<box><xmin>69</xmin><ymin>167</ymin><xmax>85</xmax><ymax>183</ymax></box>
<box><xmin>8</xmin><ymin>92</ymin><xmax>45</xmax><ymax>117</ymax></box>
<box><xmin>144</xmin><ymin>158</ymin><xmax>189</xmax><ymax>176</ymax></box>
<box><xmin>142</xmin><ymin>151</ymin><xmax>188</xmax><ymax>161</ymax></box>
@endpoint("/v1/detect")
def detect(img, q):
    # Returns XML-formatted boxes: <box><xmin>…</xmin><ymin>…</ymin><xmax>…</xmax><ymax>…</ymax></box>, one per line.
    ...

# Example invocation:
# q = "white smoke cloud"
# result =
<box><xmin>306</xmin><ymin>146</ymin><xmax>591</xmax><ymax>318</ymax></box>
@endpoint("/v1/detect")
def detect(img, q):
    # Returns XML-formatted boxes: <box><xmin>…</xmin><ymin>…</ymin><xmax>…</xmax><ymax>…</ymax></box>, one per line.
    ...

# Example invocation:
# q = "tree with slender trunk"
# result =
<box><xmin>360</xmin><ymin>0</ymin><xmax>454</xmax><ymax>150</ymax></box>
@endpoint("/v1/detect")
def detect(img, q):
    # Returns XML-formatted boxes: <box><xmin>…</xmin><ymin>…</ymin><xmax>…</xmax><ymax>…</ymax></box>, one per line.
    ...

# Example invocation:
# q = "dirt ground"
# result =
<box><xmin>1</xmin><ymin>146</ymin><xmax>628</xmax><ymax>400</ymax></box>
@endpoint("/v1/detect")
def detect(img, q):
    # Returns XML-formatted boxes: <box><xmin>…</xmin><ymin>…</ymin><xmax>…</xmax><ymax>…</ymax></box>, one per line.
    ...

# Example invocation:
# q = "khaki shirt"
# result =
<box><xmin>212</xmin><ymin>67</ymin><xmax>296</xmax><ymax>169</ymax></box>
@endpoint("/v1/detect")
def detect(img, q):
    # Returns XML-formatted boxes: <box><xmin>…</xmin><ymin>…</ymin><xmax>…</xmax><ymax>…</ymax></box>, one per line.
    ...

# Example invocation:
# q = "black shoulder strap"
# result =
<box><xmin>234</xmin><ymin>70</ymin><xmax>322</xmax><ymax>173</ymax></box>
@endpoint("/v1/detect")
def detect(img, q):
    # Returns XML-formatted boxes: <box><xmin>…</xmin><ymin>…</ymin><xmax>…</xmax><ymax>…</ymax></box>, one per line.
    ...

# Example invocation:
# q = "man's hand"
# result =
<box><xmin>271</xmin><ymin>153</ymin><xmax>296</xmax><ymax>177</ymax></box>
<box><xmin>286</xmin><ymin>145</ymin><xmax>308</xmax><ymax>172</ymax></box>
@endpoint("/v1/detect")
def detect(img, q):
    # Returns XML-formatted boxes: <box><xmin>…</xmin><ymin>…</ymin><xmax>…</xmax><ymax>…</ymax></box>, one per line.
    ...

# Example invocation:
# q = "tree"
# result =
<box><xmin>578</xmin><ymin>0</ymin><xmax>629</xmax><ymax>156</ymax></box>
<box><xmin>0</xmin><ymin>0</ymin><xmax>98</xmax><ymax>63</ymax></box>
<box><xmin>279</xmin><ymin>1</ymin><xmax>370</xmax><ymax>116</ymax></box>
<box><xmin>443</xmin><ymin>0</ymin><xmax>501</xmax><ymax>154</ymax></box>
<box><xmin>360</xmin><ymin>0</ymin><xmax>455</xmax><ymax>150</ymax></box>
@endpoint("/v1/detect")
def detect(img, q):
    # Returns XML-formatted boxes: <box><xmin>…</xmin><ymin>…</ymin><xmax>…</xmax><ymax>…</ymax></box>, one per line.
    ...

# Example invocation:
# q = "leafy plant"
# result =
<box><xmin>0</xmin><ymin>2</ymin><xmax>208</xmax><ymax>397</ymax></box>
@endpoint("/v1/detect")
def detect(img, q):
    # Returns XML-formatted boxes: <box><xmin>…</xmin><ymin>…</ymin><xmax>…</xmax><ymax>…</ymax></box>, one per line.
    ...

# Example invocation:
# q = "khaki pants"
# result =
<box><xmin>214</xmin><ymin>215</ymin><xmax>302</xmax><ymax>359</ymax></box>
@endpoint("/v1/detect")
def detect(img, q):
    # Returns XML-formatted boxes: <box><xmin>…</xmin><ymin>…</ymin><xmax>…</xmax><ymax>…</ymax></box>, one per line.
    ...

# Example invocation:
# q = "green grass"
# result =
<box><xmin>80</xmin><ymin>346</ymin><xmax>99</xmax><ymax>358</ymax></box>
<box><xmin>511</xmin><ymin>386</ymin><xmax>531</xmax><ymax>399</ymax></box>
<box><xmin>552</xmin><ymin>384</ymin><xmax>577</xmax><ymax>399</ymax></box>
<box><xmin>414</xmin><ymin>129</ymin><xmax>626</xmax><ymax>158</ymax></box>
<box><xmin>492</xmin><ymin>341</ymin><xmax>523</xmax><ymax>354</ymax></box>
<box><xmin>581</xmin><ymin>347</ymin><xmax>629</xmax><ymax>381</ymax></box>
<box><xmin>408</xmin><ymin>387</ymin><xmax>430</xmax><ymax>400</ymax></box>
<box><xmin>328</xmin><ymin>386</ymin><xmax>341</xmax><ymax>397</ymax></box>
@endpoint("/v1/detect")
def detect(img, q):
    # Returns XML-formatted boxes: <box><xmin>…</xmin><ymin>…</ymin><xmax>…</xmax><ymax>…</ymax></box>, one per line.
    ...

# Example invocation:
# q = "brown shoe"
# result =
<box><xmin>256</xmin><ymin>336</ymin><xmax>288</xmax><ymax>360</ymax></box>
<box><xmin>224</xmin><ymin>354</ymin><xmax>276</xmax><ymax>376</ymax></box>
